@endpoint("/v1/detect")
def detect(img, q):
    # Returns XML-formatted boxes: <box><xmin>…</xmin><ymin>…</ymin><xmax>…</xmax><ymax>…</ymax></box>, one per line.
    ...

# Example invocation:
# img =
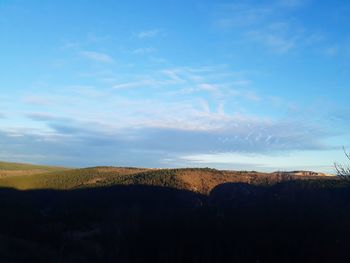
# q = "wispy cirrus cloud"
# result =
<box><xmin>322</xmin><ymin>46</ymin><xmax>340</xmax><ymax>56</ymax></box>
<box><xmin>318</xmin><ymin>43</ymin><xmax>350</xmax><ymax>58</ymax></box>
<box><xmin>80</xmin><ymin>51</ymin><xmax>114</xmax><ymax>63</ymax></box>
<box><xmin>214</xmin><ymin>4</ymin><xmax>272</xmax><ymax>28</ymax></box>
<box><xmin>278</xmin><ymin>0</ymin><xmax>307</xmax><ymax>8</ymax></box>
<box><xmin>136</xmin><ymin>29</ymin><xmax>161</xmax><ymax>39</ymax></box>
<box><xmin>132</xmin><ymin>47</ymin><xmax>157</xmax><ymax>54</ymax></box>
<box><xmin>26</xmin><ymin>112</ymin><xmax>64</xmax><ymax>122</ymax></box>
<box><xmin>179</xmin><ymin>151</ymin><xmax>336</xmax><ymax>173</ymax></box>
<box><xmin>0</xmin><ymin>107</ymin><xmax>334</xmax><ymax>169</ymax></box>
<box><xmin>23</xmin><ymin>95</ymin><xmax>52</xmax><ymax>106</ymax></box>
<box><xmin>247</xmin><ymin>28</ymin><xmax>297</xmax><ymax>53</ymax></box>
<box><xmin>112</xmin><ymin>79</ymin><xmax>158</xmax><ymax>90</ymax></box>
<box><xmin>108</xmin><ymin>65</ymin><xmax>259</xmax><ymax>101</ymax></box>
<box><xmin>2</xmin><ymin>57</ymin><xmax>342</xmax><ymax>171</ymax></box>
<box><xmin>213</xmin><ymin>2</ymin><xmax>314</xmax><ymax>54</ymax></box>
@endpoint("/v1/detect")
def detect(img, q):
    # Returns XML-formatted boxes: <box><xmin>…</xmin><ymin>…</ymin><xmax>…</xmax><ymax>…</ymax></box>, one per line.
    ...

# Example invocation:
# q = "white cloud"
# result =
<box><xmin>4</xmin><ymin>59</ymin><xmax>339</xmax><ymax>170</ymax></box>
<box><xmin>1</xmin><ymin>106</ymin><xmax>333</xmax><ymax>170</ymax></box>
<box><xmin>278</xmin><ymin>0</ymin><xmax>307</xmax><ymax>8</ymax></box>
<box><xmin>323</xmin><ymin>46</ymin><xmax>339</xmax><ymax>56</ymax></box>
<box><xmin>61</xmin><ymin>41</ymin><xmax>80</xmax><ymax>49</ymax></box>
<box><xmin>197</xmin><ymin>83</ymin><xmax>219</xmax><ymax>92</ymax></box>
<box><xmin>248</xmin><ymin>30</ymin><xmax>297</xmax><ymax>53</ymax></box>
<box><xmin>80</xmin><ymin>51</ymin><xmax>114</xmax><ymax>63</ymax></box>
<box><xmin>86</xmin><ymin>32</ymin><xmax>111</xmax><ymax>43</ymax></box>
<box><xmin>23</xmin><ymin>95</ymin><xmax>51</xmax><ymax>106</ymax></box>
<box><xmin>214</xmin><ymin>4</ymin><xmax>272</xmax><ymax>29</ymax></box>
<box><xmin>136</xmin><ymin>29</ymin><xmax>161</xmax><ymax>39</ymax></box>
<box><xmin>26</xmin><ymin>112</ymin><xmax>62</xmax><ymax>122</ymax></box>
<box><xmin>179</xmin><ymin>150</ymin><xmax>336</xmax><ymax>173</ymax></box>
<box><xmin>213</xmin><ymin>2</ymin><xmax>316</xmax><ymax>54</ymax></box>
<box><xmin>132</xmin><ymin>47</ymin><xmax>156</xmax><ymax>54</ymax></box>
<box><xmin>158</xmin><ymin>69</ymin><xmax>186</xmax><ymax>84</ymax></box>
<box><xmin>112</xmin><ymin>79</ymin><xmax>157</xmax><ymax>90</ymax></box>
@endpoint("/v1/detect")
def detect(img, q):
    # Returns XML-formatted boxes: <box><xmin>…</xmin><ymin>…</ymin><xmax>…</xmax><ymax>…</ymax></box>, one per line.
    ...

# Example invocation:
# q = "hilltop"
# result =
<box><xmin>0</xmin><ymin>161</ymin><xmax>68</xmax><ymax>177</ymax></box>
<box><xmin>0</xmin><ymin>161</ymin><xmax>336</xmax><ymax>194</ymax></box>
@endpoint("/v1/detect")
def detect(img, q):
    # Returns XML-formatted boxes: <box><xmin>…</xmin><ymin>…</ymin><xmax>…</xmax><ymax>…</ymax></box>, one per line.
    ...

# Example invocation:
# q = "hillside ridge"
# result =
<box><xmin>0</xmin><ymin>161</ymin><xmax>336</xmax><ymax>194</ymax></box>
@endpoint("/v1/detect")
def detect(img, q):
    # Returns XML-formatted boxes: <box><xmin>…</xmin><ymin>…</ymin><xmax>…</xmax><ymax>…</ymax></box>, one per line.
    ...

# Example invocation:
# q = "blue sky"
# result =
<box><xmin>1</xmin><ymin>0</ymin><xmax>350</xmax><ymax>172</ymax></box>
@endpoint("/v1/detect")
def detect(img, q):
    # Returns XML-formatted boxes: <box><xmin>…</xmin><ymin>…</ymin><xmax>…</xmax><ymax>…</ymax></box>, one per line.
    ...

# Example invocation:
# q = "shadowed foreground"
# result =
<box><xmin>0</xmin><ymin>182</ymin><xmax>350</xmax><ymax>262</ymax></box>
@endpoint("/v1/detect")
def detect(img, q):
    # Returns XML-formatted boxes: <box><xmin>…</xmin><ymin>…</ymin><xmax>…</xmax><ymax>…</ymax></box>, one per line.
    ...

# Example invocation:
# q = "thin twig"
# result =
<box><xmin>335</xmin><ymin>147</ymin><xmax>350</xmax><ymax>179</ymax></box>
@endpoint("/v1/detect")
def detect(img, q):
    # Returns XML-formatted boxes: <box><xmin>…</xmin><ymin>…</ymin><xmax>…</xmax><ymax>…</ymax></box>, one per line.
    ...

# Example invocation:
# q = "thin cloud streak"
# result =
<box><xmin>136</xmin><ymin>29</ymin><xmax>161</xmax><ymax>39</ymax></box>
<box><xmin>213</xmin><ymin>1</ymin><xmax>317</xmax><ymax>54</ymax></box>
<box><xmin>0</xmin><ymin>112</ymin><xmax>336</xmax><ymax>170</ymax></box>
<box><xmin>132</xmin><ymin>47</ymin><xmax>157</xmax><ymax>54</ymax></box>
<box><xmin>80</xmin><ymin>51</ymin><xmax>114</xmax><ymax>63</ymax></box>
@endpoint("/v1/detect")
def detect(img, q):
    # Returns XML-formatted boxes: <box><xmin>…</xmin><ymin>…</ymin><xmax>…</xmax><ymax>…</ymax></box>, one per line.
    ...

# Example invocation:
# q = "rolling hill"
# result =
<box><xmin>0</xmin><ymin>161</ymin><xmax>68</xmax><ymax>177</ymax></box>
<box><xmin>0</xmin><ymin>161</ymin><xmax>337</xmax><ymax>193</ymax></box>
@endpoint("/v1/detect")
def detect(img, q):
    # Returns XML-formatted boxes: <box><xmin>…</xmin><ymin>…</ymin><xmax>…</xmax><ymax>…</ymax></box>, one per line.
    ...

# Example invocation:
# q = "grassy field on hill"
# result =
<box><xmin>0</xmin><ymin>161</ymin><xmax>68</xmax><ymax>177</ymax></box>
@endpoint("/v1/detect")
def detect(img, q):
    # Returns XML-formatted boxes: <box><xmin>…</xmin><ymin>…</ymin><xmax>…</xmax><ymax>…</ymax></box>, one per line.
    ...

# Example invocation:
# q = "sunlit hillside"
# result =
<box><xmin>0</xmin><ymin>162</ymin><xmax>338</xmax><ymax>193</ymax></box>
<box><xmin>0</xmin><ymin>161</ymin><xmax>68</xmax><ymax>177</ymax></box>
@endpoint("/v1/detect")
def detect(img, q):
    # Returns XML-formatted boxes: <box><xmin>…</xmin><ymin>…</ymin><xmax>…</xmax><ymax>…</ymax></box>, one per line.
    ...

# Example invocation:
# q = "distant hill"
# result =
<box><xmin>0</xmin><ymin>162</ymin><xmax>337</xmax><ymax>193</ymax></box>
<box><xmin>274</xmin><ymin>170</ymin><xmax>334</xmax><ymax>177</ymax></box>
<box><xmin>0</xmin><ymin>161</ymin><xmax>68</xmax><ymax>177</ymax></box>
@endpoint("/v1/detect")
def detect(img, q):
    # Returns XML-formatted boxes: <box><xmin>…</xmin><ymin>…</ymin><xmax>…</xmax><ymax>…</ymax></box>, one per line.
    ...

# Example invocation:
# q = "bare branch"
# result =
<box><xmin>343</xmin><ymin>146</ymin><xmax>350</xmax><ymax>161</ymax></box>
<box><xmin>334</xmin><ymin>147</ymin><xmax>350</xmax><ymax>179</ymax></box>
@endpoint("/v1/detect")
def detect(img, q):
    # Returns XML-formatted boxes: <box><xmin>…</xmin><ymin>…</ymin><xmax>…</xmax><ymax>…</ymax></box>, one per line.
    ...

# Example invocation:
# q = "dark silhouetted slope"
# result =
<box><xmin>0</xmin><ymin>181</ymin><xmax>350</xmax><ymax>262</ymax></box>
